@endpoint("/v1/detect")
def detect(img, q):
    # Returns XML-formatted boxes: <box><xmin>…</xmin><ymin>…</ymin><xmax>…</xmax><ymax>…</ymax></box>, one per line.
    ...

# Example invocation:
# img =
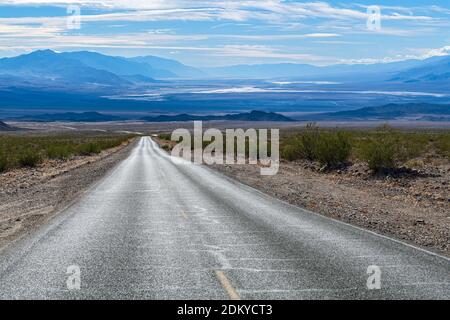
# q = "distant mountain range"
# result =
<box><xmin>6</xmin><ymin>104</ymin><xmax>450</xmax><ymax>123</ymax></box>
<box><xmin>141</xmin><ymin>110</ymin><xmax>294</xmax><ymax>122</ymax></box>
<box><xmin>0</xmin><ymin>50</ymin><xmax>127</xmax><ymax>87</ymax></box>
<box><xmin>9</xmin><ymin>110</ymin><xmax>293</xmax><ymax>123</ymax></box>
<box><xmin>0</xmin><ymin>50</ymin><xmax>204</xmax><ymax>89</ymax></box>
<box><xmin>0</xmin><ymin>120</ymin><xmax>16</xmax><ymax>131</ymax></box>
<box><xmin>392</xmin><ymin>56</ymin><xmax>450</xmax><ymax>83</ymax></box>
<box><xmin>59</xmin><ymin>51</ymin><xmax>175</xmax><ymax>79</ymax></box>
<box><xmin>13</xmin><ymin>111</ymin><xmax>124</xmax><ymax>122</ymax></box>
<box><xmin>130</xmin><ymin>55</ymin><xmax>206</xmax><ymax>78</ymax></box>
<box><xmin>0</xmin><ymin>49</ymin><xmax>449</xmax><ymax>88</ymax></box>
<box><xmin>204</xmin><ymin>56</ymin><xmax>450</xmax><ymax>83</ymax></box>
<box><xmin>300</xmin><ymin>103</ymin><xmax>450</xmax><ymax>121</ymax></box>
<box><xmin>0</xmin><ymin>49</ymin><xmax>449</xmax><ymax>116</ymax></box>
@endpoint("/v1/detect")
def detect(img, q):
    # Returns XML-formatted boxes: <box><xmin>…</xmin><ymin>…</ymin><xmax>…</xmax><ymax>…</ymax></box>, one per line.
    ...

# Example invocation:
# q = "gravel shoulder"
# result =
<box><xmin>0</xmin><ymin>138</ymin><xmax>137</xmax><ymax>249</ymax></box>
<box><xmin>209</xmin><ymin>160</ymin><xmax>450</xmax><ymax>257</ymax></box>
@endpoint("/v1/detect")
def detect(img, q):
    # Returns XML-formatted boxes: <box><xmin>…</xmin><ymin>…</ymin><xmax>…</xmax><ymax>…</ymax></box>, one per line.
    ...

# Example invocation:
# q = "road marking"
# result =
<box><xmin>215</xmin><ymin>270</ymin><xmax>240</xmax><ymax>300</ymax></box>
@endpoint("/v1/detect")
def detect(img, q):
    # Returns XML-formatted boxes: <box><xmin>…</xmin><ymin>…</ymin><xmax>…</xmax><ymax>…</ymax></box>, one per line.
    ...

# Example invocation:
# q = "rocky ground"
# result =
<box><xmin>0</xmin><ymin>138</ymin><xmax>137</xmax><ymax>249</ymax></box>
<box><xmin>210</xmin><ymin>159</ymin><xmax>450</xmax><ymax>257</ymax></box>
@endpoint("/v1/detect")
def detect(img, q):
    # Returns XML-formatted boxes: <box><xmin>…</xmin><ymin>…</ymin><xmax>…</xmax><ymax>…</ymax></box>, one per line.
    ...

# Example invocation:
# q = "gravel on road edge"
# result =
<box><xmin>0</xmin><ymin>138</ymin><xmax>138</xmax><ymax>250</ymax></box>
<box><xmin>209</xmin><ymin>161</ymin><xmax>450</xmax><ymax>258</ymax></box>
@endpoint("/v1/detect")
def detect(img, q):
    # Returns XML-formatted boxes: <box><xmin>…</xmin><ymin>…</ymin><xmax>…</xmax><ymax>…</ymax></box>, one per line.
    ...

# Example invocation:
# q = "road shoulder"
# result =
<box><xmin>209</xmin><ymin>160</ymin><xmax>449</xmax><ymax>257</ymax></box>
<box><xmin>0</xmin><ymin>138</ymin><xmax>137</xmax><ymax>249</ymax></box>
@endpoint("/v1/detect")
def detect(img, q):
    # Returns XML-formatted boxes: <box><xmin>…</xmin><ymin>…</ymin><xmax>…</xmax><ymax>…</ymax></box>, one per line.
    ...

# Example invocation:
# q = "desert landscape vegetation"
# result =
<box><xmin>157</xmin><ymin>124</ymin><xmax>450</xmax><ymax>255</ymax></box>
<box><xmin>1</xmin><ymin>120</ymin><xmax>448</xmax><ymax>256</ymax></box>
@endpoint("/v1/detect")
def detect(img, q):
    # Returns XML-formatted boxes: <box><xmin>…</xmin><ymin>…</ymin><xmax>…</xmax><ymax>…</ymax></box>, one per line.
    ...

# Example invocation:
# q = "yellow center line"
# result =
<box><xmin>214</xmin><ymin>270</ymin><xmax>240</xmax><ymax>300</ymax></box>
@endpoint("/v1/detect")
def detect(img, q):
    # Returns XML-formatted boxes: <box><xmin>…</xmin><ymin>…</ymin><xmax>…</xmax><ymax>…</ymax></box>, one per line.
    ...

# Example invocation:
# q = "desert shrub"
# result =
<box><xmin>46</xmin><ymin>145</ymin><xmax>73</xmax><ymax>159</ymax></box>
<box><xmin>0</xmin><ymin>152</ymin><xmax>8</xmax><ymax>172</ymax></box>
<box><xmin>158</xmin><ymin>133</ymin><xmax>172</xmax><ymax>141</ymax></box>
<box><xmin>78</xmin><ymin>142</ymin><xmax>101</xmax><ymax>155</ymax></box>
<box><xmin>299</xmin><ymin>123</ymin><xmax>320</xmax><ymax>160</ymax></box>
<box><xmin>314</xmin><ymin>131</ymin><xmax>351</xmax><ymax>167</ymax></box>
<box><xmin>435</xmin><ymin>133</ymin><xmax>450</xmax><ymax>159</ymax></box>
<box><xmin>162</xmin><ymin>144</ymin><xmax>172</xmax><ymax>151</ymax></box>
<box><xmin>0</xmin><ymin>133</ymin><xmax>134</xmax><ymax>173</ymax></box>
<box><xmin>281</xmin><ymin>143</ymin><xmax>302</xmax><ymax>161</ymax></box>
<box><xmin>18</xmin><ymin>150</ymin><xmax>42</xmax><ymax>167</ymax></box>
<box><xmin>360</xmin><ymin>138</ymin><xmax>396</xmax><ymax>172</ymax></box>
<box><xmin>359</xmin><ymin>125</ymin><xmax>421</xmax><ymax>173</ymax></box>
<box><xmin>280</xmin><ymin>124</ymin><xmax>351</xmax><ymax>166</ymax></box>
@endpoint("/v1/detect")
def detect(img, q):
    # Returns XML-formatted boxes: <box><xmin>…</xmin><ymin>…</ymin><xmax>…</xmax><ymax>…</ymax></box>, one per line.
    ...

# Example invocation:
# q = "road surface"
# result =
<box><xmin>0</xmin><ymin>137</ymin><xmax>449</xmax><ymax>299</ymax></box>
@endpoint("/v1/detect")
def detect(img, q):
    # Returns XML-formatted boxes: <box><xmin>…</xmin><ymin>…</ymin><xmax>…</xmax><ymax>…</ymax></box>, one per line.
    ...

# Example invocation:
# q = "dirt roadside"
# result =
<box><xmin>210</xmin><ymin>160</ymin><xmax>450</xmax><ymax>257</ymax></box>
<box><xmin>0</xmin><ymin>138</ymin><xmax>137</xmax><ymax>249</ymax></box>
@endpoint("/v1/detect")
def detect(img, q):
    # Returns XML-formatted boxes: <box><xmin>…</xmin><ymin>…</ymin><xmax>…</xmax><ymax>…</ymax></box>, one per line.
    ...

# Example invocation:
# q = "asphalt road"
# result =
<box><xmin>0</xmin><ymin>137</ymin><xmax>449</xmax><ymax>299</ymax></box>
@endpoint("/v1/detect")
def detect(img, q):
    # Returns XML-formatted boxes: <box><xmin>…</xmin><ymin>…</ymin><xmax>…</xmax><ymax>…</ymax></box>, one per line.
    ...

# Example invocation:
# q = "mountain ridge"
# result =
<box><xmin>142</xmin><ymin>110</ymin><xmax>294</xmax><ymax>122</ymax></box>
<box><xmin>0</xmin><ymin>50</ymin><xmax>129</xmax><ymax>86</ymax></box>
<box><xmin>300</xmin><ymin>103</ymin><xmax>450</xmax><ymax>121</ymax></box>
<box><xmin>59</xmin><ymin>51</ymin><xmax>174</xmax><ymax>79</ymax></box>
<box><xmin>0</xmin><ymin>49</ymin><xmax>448</xmax><ymax>86</ymax></box>
<box><xmin>0</xmin><ymin>120</ymin><xmax>17</xmax><ymax>131</ymax></box>
<box><xmin>12</xmin><ymin>111</ymin><xmax>124</xmax><ymax>122</ymax></box>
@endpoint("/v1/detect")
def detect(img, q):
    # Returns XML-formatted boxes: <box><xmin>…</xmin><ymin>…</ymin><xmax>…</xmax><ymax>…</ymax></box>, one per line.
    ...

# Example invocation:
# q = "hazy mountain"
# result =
<box><xmin>142</xmin><ymin>110</ymin><xmax>294</xmax><ymax>122</ymax></box>
<box><xmin>61</xmin><ymin>51</ymin><xmax>175</xmax><ymax>78</ymax></box>
<box><xmin>0</xmin><ymin>50</ymin><xmax>128</xmax><ymax>86</ymax></box>
<box><xmin>204</xmin><ymin>59</ymin><xmax>426</xmax><ymax>80</ymax></box>
<box><xmin>391</xmin><ymin>56</ymin><xmax>450</xmax><ymax>83</ymax></box>
<box><xmin>130</xmin><ymin>55</ymin><xmax>205</xmax><ymax>78</ymax></box>
<box><xmin>1</xmin><ymin>49</ymin><xmax>448</xmax><ymax>89</ymax></box>
<box><xmin>0</xmin><ymin>120</ymin><xmax>16</xmax><ymax>131</ymax></box>
<box><xmin>301</xmin><ymin>103</ymin><xmax>450</xmax><ymax>121</ymax></box>
<box><xmin>205</xmin><ymin>63</ymin><xmax>319</xmax><ymax>79</ymax></box>
<box><xmin>120</xmin><ymin>74</ymin><xmax>159</xmax><ymax>83</ymax></box>
<box><xmin>13</xmin><ymin>111</ymin><xmax>124</xmax><ymax>122</ymax></box>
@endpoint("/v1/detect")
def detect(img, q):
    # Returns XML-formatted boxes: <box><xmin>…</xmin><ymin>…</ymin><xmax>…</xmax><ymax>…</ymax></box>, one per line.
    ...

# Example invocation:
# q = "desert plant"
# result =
<box><xmin>161</xmin><ymin>144</ymin><xmax>172</xmax><ymax>151</ymax></box>
<box><xmin>435</xmin><ymin>133</ymin><xmax>450</xmax><ymax>159</ymax></box>
<box><xmin>46</xmin><ymin>145</ymin><xmax>73</xmax><ymax>160</ymax></box>
<box><xmin>314</xmin><ymin>131</ymin><xmax>352</xmax><ymax>167</ymax></box>
<box><xmin>280</xmin><ymin>125</ymin><xmax>351</xmax><ymax>166</ymax></box>
<box><xmin>0</xmin><ymin>133</ymin><xmax>134</xmax><ymax>173</ymax></box>
<box><xmin>281</xmin><ymin>144</ymin><xmax>302</xmax><ymax>161</ymax></box>
<box><xmin>158</xmin><ymin>133</ymin><xmax>172</xmax><ymax>141</ymax></box>
<box><xmin>299</xmin><ymin>123</ymin><xmax>320</xmax><ymax>160</ymax></box>
<box><xmin>18</xmin><ymin>150</ymin><xmax>42</xmax><ymax>167</ymax></box>
<box><xmin>0</xmin><ymin>151</ymin><xmax>8</xmax><ymax>172</ymax></box>
<box><xmin>360</xmin><ymin>126</ymin><xmax>414</xmax><ymax>173</ymax></box>
<box><xmin>78</xmin><ymin>142</ymin><xmax>101</xmax><ymax>155</ymax></box>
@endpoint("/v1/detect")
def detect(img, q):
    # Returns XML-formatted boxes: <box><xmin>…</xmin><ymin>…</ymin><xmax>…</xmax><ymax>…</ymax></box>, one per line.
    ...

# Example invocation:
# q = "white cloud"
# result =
<box><xmin>0</xmin><ymin>0</ymin><xmax>438</xmax><ymax>22</ymax></box>
<box><xmin>339</xmin><ymin>45</ymin><xmax>450</xmax><ymax>65</ymax></box>
<box><xmin>421</xmin><ymin>45</ymin><xmax>450</xmax><ymax>58</ymax></box>
<box><xmin>0</xmin><ymin>1</ymin><xmax>448</xmax><ymax>66</ymax></box>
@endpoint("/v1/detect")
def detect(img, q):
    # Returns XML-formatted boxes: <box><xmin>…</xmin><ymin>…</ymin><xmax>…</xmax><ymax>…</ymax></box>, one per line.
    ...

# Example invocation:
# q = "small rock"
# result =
<box><xmin>414</xmin><ymin>219</ymin><xmax>426</xmax><ymax>225</ymax></box>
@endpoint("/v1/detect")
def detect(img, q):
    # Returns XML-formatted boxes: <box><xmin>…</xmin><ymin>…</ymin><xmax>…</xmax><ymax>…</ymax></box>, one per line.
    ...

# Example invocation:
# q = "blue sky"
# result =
<box><xmin>0</xmin><ymin>1</ymin><xmax>449</xmax><ymax>67</ymax></box>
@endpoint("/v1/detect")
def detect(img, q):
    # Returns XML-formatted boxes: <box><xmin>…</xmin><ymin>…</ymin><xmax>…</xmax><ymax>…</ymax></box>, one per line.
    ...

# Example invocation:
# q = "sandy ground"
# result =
<box><xmin>0</xmin><ymin>138</ymin><xmax>137</xmax><ymax>249</ymax></box>
<box><xmin>209</xmin><ymin>159</ymin><xmax>450</xmax><ymax>257</ymax></box>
